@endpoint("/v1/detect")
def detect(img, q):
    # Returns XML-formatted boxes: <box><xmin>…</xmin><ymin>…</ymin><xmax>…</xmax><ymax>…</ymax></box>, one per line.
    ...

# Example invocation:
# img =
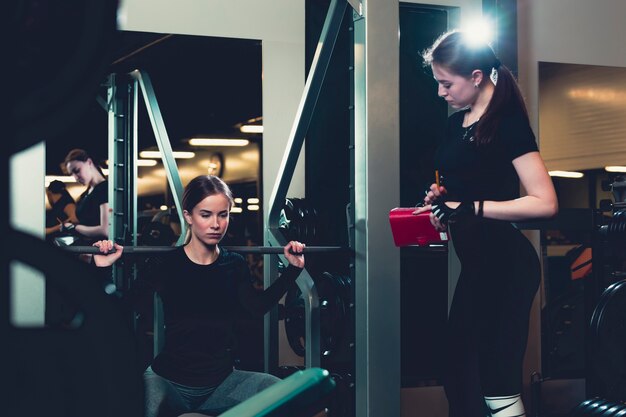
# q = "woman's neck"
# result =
<box><xmin>88</xmin><ymin>172</ymin><xmax>106</xmax><ymax>189</ymax></box>
<box><xmin>467</xmin><ymin>82</ymin><xmax>495</xmax><ymax>125</ymax></box>
<box><xmin>184</xmin><ymin>238</ymin><xmax>220</xmax><ymax>265</ymax></box>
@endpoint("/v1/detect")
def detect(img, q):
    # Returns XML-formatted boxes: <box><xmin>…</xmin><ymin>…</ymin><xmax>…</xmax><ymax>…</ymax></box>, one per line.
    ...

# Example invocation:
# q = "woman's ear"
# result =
<box><xmin>471</xmin><ymin>69</ymin><xmax>484</xmax><ymax>86</ymax></box>
<box><xmin>182</xmin><ymin>210</ymin><xmax>192</xmax><ymax>225</ymax></box>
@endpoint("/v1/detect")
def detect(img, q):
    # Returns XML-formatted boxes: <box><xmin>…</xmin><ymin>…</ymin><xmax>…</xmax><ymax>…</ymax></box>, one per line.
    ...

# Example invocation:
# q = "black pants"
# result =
<box><xmin>445</xmin><ymin>218</ymin><xmax>540</xmax><ymax>417</ymax></box>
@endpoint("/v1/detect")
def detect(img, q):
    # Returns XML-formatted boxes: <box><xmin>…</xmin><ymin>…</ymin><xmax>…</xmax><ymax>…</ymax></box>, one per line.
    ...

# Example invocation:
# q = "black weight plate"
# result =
<box><xmin>283</xmin><ymin>271</ymin><xmax>350</xmax><ymax>358</ymax></box>
<box><xmin>10</xmin><ymin>0</ymin><xmax>118</xmax><ymax>153</ymax></box>
<box><xmin>590</xmin><ymin>280</ymin><xmax>626</xmax><ymax>400</ymax></box>
<box><xmin>7</xmin><ymin>229</ymin><xmax>142</xmax><ymax>417</ymax></box>
<box><xmin>279</xmin><ymin>198</ymin><xmax>301</xmax><ymax>242</ymax></box>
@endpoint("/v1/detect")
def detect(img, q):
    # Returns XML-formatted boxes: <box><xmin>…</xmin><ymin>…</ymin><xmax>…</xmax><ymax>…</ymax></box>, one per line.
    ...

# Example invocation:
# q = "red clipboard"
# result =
<box><xmin>389</xmin><ymin>207</ymin><xmax>449</xmax><ymax>247</ymax></box>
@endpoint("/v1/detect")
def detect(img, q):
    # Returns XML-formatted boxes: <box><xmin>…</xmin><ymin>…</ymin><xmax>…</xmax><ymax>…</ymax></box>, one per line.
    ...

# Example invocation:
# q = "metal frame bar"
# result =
<box><xmin>59</xmin><ymin>245</ymin><xmax>346</xmax><ymax>255</ymax></box>
<box><xmin>131</xmin><ymin>70</ymin><xmax>187</xmax><ymax>245</ymax></box>
<box><xmin>264</xmin><ymin>0</ymin><xmax>348</xmax><ymax>371</ymax></box>
<box><xmin>354</xmin><ymin>1</ymin><xmax>400</xmax><ymax>416</ymax></box>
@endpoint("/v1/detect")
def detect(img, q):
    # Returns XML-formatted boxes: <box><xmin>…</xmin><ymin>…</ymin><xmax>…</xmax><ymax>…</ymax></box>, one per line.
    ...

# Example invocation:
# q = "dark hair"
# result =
<box><xmin>62</xmin><ymin>148</ymin><xmax>105</xmax><ymax>176</ymax></box>
<box><xmin>182</xmin><ymin>175</ymin><xmax>234</xmax><ymax>214</ymax></box>
<box><xmin>423</xmin><ymin>30</ymin><xmax>530</xmax><ymax>145</ymax></box>
<box><xmin>47</xmin><ymin>180</ymin><xmax>66</xmax><ymax>194</ymax></box>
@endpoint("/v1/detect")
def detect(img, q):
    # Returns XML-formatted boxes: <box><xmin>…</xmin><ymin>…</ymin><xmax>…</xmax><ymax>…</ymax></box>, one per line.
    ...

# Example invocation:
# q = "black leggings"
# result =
<box><xmin>444</xmin><ymin>218</ymin><xmax>540</xmax><ymax>417</ymax></box>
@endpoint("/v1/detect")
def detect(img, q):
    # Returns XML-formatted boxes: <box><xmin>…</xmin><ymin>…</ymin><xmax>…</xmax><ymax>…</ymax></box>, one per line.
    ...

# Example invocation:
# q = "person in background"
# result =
<box><xmin>93</xmin><ymin>175</ymin><xmax>305</xmax><ymax>417</ymax></box>
<box><xmin>415</xmin><ymin>30</ymin><xmax>558</xmax><ymax>417</ymax></box>
<box><xmin>45</xmin><ymin>180</ymin><xmax>78</xmax><ymax>240</ymax></box>
<box><xmin>61</xmin><ymin>148</ymin><xmax>108</xmax><ymax>244</ymax></box>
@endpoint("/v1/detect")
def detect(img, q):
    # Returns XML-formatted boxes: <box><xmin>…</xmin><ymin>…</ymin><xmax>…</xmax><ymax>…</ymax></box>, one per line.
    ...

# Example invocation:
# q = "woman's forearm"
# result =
<box><xmin>477</xmin><ymin>195</ymin><xmax>558</xmax><ymax>222</ymax></box>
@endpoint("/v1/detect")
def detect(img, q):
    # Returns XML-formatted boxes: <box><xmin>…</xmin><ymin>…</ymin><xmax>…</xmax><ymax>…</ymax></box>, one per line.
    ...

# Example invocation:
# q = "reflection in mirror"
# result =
<box><xmin>37</xmin><ymin>32</ymin><xmax>264</xmax><ymax>371</ymax></box>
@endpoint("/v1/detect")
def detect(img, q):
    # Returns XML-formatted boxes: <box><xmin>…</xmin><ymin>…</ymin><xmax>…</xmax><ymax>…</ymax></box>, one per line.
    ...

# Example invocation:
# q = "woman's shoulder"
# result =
<box><xmin>217</xmin><ymin>247</ymin><xmax>246</xmax><ymax>266</ymax></box>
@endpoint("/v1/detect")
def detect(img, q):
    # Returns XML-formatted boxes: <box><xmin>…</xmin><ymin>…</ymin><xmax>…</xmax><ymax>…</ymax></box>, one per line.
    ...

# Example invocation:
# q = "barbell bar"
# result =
<box><xmin>59</xmin><ymin>245</ymin><xmax>348</xmax><ymax>255</ymax></box>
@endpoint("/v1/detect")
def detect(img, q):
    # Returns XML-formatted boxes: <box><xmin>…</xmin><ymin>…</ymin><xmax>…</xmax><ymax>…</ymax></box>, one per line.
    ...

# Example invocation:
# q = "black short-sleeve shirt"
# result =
<box><xmin>127</xmin><ymin>246</ymin><xmax>301</xmax><ymax>387</ymax></box>
<box><xmin>76</xmin><ymin>180</ymin><xmax>107</xmax><ymax>227</ymax></box>
<box><xmin>434</xmin><ymin>108</ymin><xmax>538</xmax><ymax>202</ymax></box>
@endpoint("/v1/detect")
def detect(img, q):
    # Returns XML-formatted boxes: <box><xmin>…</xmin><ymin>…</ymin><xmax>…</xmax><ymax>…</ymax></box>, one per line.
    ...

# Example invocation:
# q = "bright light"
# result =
<box><xmin>605</xmin><ymin>166</ymin><xmax>626</xmax><ymax>173</ymax></box>
<box><xmin>247</xmin><ymin>205</ymin><xmax>260</xmax><ymax>211</ymax></box>
<box><xmin>137</xmin><ymin>159</ymin><xmax>158</xmax><ymax>167</ymax></box>
<box><xmin>234</xmin><ymin>197</ymin><xmax>243</xmax><ymax>204</ymax></box>
<box><xmin>247</xmin><ymin>198</ymin><xmax>260</xmax><ymax>204</ymax></box>
<box><xmin>45</xmin><ymin>176</ymin><xmax>75</xmax><ymax>186</ymax></box>
<box><xmin>231</xmin><ymin>207</ymin><xmax>243</xmax><ymax>214</ymax></box>
<box><xmin>549</xmin><ymin>170</ymin><xmax>585</xmax><ymax>178</ymax></box>
<box><xmin>160</xmin><ymin>205</ymin><xmax>168</xmax><ymax>211</ymax></box>
<box><xmin>240</xmin><ymin>125</ymin><xmax>263</xmax><ymax>134</ymax></box>
<box><xmin>189</xmin><ymin>138</ymin><xmax>249</xmax><ymax>147</ymax></box>
<box><xmin>461</xmin><ymin>18</ymin><xmax>495</xmax><ymax>46</ymax></box>
<box><xmin>139</xmin><ymin>151</ymin><xmax>195</xmax><ymax>159</ymax></box>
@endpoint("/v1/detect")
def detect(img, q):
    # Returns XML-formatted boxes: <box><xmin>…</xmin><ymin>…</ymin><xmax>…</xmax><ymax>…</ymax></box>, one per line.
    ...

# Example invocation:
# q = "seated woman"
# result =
<box><xmin>45</xmin><ymin>180</ymin><xmax>78</xmax><ymax>241</ymax></box>
<box><xmin>93</xmin><ymin>175</ymin><xmax>305</xmax><ymax>417</ymax></box>
<box><xmin>61</xmin><ymin>149</ymin><xmax>108</xmax><ymax>244</ymax></box>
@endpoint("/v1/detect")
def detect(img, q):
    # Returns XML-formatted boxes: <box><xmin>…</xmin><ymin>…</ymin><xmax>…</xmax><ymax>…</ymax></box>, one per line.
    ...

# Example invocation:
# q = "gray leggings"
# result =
<box><xmin>144</xmin><ymin>367</ymin><xmax>281</xmax><ymax>417</ymax></box>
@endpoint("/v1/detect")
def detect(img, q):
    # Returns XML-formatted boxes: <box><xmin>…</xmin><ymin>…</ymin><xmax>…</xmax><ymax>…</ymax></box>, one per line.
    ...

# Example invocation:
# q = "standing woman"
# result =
<box><xmin>93</xmin><ymin>175</ymin><xmax>305</xmax><ymax>417</ymax></box>
<box><xmin>415</xmin><ymin>31</ymin><xmax>558</xmax><ymax>417</ymax></box>
<box><xmin>62</xmin><ymin>148</ymin><xmax>109</xmax><ymax>244</ymax></box>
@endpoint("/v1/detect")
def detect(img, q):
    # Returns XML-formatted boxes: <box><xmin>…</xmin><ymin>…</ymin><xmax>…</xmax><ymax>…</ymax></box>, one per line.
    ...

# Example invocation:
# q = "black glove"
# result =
<box><xmin>431</xmin><ymin>201</ymin><xmax>475</xmax><ymax>225</ymax></box>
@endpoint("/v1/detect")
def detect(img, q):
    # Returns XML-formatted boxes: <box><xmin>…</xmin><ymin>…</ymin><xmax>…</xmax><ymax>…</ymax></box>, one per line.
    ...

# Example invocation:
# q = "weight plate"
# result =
<box><xmin>589</xmin><ymin>280</ymin><xmax>626</xmax><ymax>400</ymax></box>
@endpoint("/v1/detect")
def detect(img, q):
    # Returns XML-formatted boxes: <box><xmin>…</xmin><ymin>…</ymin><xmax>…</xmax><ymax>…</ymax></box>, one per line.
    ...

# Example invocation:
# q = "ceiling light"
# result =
<box><xmin>137</xmin><ymin>159</ymin><xmax>158</xmax><ymax>167</ymax></box>
<box><xmin>139</xmin><ymin>151</ymin><xmax>195</xmax><ymax>159</ymax></box>
<box><xmin>549</xmin><ymin>170</ymin><xmax>585</xmax><ymax>178</ymax></box>
<box><xmin>247</xmin><ymin>198</ymin><xmax>260</xmax><ymax>204</ymax></box>
<box><xmin>160</xmin><ymin>205</ymin><xmax>168</xmax><ymax>211</ymax></box>
<box><xmin>189</xmin><ymin>138</ymin><xmax>249</xmax><ymax>147</ymax></box>
<box><xmin>240</xmin><ymin>125</ymin><xmax>263</xmax><ymax>134</ymax></box>
<box><xmin>461</xmin><ymin>18</ymin><xmax>495</xmax><ymax>47</ymax></box>
<box><xmin>605</xmin><ymin>166</ymin><xmax>626</xmax><ymax>173</ymax></box>
<box><xmin>247</xmin><ymin>205</ymin><xmax>260</xmax><ymax>211</ymax></box>
<box><xmin>234</xmin><ymin>198</ymin><xmax>243</xmax><ymax>204</ymax></box>
<box><xmin>231</xmin><ymin>207</ymin><xmax>243</xmax><ymax>214</ymax></box>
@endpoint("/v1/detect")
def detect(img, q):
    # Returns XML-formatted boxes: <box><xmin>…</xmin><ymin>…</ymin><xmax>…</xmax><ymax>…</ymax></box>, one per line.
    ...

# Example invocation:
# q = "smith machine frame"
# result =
<box><xmin>104</xmin><ymin>1</ymin><xmax>401</xmax><ymax>415</ymax></box>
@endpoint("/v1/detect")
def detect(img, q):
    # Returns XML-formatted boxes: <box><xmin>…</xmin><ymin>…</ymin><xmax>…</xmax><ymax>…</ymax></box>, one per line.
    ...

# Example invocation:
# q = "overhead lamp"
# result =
<box><xmin>247</xmin><ymin>197</ymin><xmax>260</xmax><ymax>204</ymax></box>
<box><xmin>137</xmin><ymin>159</ymin><xmax>158</xmax><ymax>167</ymax></box>
<box><xmin>240</xmin><ymin>125</ymin><xmax>263</xmax><ymax>134</ymax></box>
<box><xmin>549</xmin><ymin>170</ymin><xmax>585</xmax><ymax>179</ymax></box>
<box><xmin>189</xmin><ymin>138</ymin><xmax>249</xmax><ymax>147</ymax></box>
<box><xmin>247</xmin><ymin>205</ymin><xmax>260</xmax><ymax>211</ymax></box>
<box><xmin>461</xmin><ymin>18</ymin><xmax>495</xmax><ymax>47</ymax></box>
<box><xmin>605</xmin><ymin>166</ymin><xmax>626</xmax><ymax>173</ymax></box>
<box><xmin>139</xmin><ymin>151</ymin><xmax>195</xmax><ymax>159</ymax></box>
<box><xmin>234</xmin><ymin>197</ymin><xmax>243</xmax><ymax>204</ymax></box>
<box><xmin>231</xmin><ymin>207</ymin><xmax>243</xmax><ymax>214</ymax></box>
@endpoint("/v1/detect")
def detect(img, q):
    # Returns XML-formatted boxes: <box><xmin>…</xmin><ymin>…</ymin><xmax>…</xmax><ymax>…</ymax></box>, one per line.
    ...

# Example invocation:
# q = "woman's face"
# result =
<box><xmin>66</xmin><ymin>160</ymin><xmax>92</xmax><ymax>185</ymax></box>
<box><xmin>431</xmin><ymin>63</ymin><xmax>479</xmax><ymax>109</ymax></box>
<box><xmin>184</xmin><ymin>193</ymin><xmax>231</xmax><ymax>245</ymax></box>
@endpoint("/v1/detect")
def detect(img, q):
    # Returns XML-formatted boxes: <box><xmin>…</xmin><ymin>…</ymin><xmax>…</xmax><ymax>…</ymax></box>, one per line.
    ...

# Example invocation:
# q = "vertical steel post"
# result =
<box><xmin>264</xmin><ymin>0</ymin><xmax>348</xmax><ymax>372</ymax></box>
<box><xmin>354</xmin><ymin>1</ymin><xmax>401</xmax><ymax>416</ymax></box>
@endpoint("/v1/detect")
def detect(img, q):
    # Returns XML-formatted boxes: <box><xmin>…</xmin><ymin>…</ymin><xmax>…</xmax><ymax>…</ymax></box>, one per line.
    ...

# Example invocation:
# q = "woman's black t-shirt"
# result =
<box><xmin>434</xmin><ymin>108</ymin><xmax>538</xmax><ymax>202</ymax></box>
<box><xmin>130</xmin><ymin>246</ymin><xmax>301</xmax><ymax>387</ymax></box>
<box><xmin>76</xmin><ymin>180</ymin><xmax>107</xmax><ymax>227</ymax></box>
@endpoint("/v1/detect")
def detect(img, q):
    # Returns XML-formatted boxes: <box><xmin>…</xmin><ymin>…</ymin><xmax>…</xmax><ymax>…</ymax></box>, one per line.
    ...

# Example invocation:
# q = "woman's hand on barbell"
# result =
<box><xmin>284</xmin><ymin>241</ymin><xmax>305</xmax><ymax>269</ymax></box>
<box><xmin>92</xmin><ymin>240</ymin><xmax>124</xmax><ymax>267</ymax></box>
